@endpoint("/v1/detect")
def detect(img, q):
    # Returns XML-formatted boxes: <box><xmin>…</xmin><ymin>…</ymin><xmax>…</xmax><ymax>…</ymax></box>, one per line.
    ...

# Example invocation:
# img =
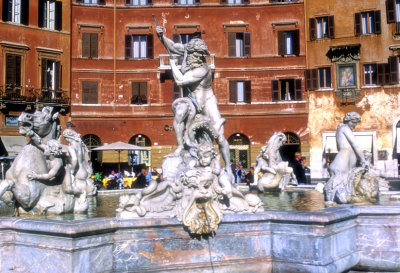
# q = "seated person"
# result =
<box><xmin>134</xmin><ymin>167</ymin><xmax>150</xmax><ymax>189</ymax></box>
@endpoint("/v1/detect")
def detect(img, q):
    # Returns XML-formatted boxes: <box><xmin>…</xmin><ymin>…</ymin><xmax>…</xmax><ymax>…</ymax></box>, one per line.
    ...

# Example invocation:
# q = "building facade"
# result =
<box><xmin>305</xmin><ymin>0</ymin><xmax>400</xmax><ymax>178</ymax></box>
<box><xmin>0</xmin><ymin>0</ymin><xmax>70</xmax><ymax>155</ymax></box>
<box><xmin>71</xmin><ymin>0</ymin><xmax>308</xmax><ymax>170</ymax></box>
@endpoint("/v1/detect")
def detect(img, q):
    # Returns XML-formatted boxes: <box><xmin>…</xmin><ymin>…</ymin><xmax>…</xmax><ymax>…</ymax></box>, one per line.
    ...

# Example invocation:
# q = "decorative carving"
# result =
<box><xmin>0</xmin><ymin>107</ymin><xmax>94</xmax><ymax>215</ymax></box>
<box><xmin>117</xmin><ymin>30</ymin><xmax>263</xmax><ymax>234</ymax></box>
<box><xmin>254</xmin><ymin>132</ymin><xmax>298</xmax><ymax>191</ymax></box>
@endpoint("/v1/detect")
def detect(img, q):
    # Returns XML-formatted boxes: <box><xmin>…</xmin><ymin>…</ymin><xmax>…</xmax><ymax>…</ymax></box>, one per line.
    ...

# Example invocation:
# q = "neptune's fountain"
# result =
<box><xmin>0</xmin><ymin>33</ymin><xmax>399</xmax><ymax>272</ymax></box>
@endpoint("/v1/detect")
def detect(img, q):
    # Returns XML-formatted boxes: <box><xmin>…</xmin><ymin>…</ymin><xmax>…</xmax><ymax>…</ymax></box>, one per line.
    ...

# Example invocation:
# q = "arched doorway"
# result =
<box><xmin>129</xmin><ymin>134</ymin><xmax>152</xmax><ymax>171</ymax></box>
<box><xmin>81</xmin><ymin>134</ymin><xmax>102</xmax><ymax>172</ymax></box>
<box><xmin>394</xmin><ymin>120</ymin><xmax>400</xmax><ymax>174</ymax></box>
<box><xmin>228</xmin><ymin>133</ymin><xmax>250</xmax><ymax>169</ymax></box>
<box><xmin>279</xmin><ymin>132</ymin><xmax>301</xmax><ymax>162</ymax></box>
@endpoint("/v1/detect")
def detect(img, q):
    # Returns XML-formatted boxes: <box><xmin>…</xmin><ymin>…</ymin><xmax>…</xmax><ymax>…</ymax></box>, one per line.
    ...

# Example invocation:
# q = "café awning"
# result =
<box><xmin>0</xmin><ymin>135</ymin><xmax>27</xmax><ymax>156</ymax></box>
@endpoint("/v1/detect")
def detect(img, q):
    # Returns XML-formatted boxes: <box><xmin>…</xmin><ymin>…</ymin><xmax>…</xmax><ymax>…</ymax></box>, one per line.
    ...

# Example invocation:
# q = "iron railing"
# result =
<box><xmin>393</xmin><ymin>22</ymin><xmax>400</xmax><ymax>36</ymax></box>
<box><xmin>0</xmin><ymin>85</ymin><xmax>70</xmax><ymax>106</ymax></box>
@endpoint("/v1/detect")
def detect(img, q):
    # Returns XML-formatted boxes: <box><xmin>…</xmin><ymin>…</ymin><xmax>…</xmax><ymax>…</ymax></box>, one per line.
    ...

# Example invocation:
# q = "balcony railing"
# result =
<box><xmin>159</xmin><ymin>54</ymin><xmax>215</xmax><ymax>70</ymax></box>
<box><xmin>0</xmin><ymin>85</ymin><xmax>69</xmax><ymax>106</ymax></box>
<box><xmin>393</xmin><ymin>22</ymin><xmax>400</xmax><ymax>36</ymax></box>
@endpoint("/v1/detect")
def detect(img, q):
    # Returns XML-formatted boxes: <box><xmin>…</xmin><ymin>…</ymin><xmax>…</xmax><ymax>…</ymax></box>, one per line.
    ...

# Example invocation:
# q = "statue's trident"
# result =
<box><xmin>152</xmin><ymin>14</ymin><xmax>173</xmax><ymax>58</ymax></box>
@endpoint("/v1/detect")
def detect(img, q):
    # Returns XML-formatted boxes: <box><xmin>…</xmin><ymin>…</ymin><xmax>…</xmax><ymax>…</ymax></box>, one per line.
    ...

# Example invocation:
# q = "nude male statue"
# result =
<box><xmin>324</xmin><ymin>112</ymin><xmax>369</xmax><ymax>203</ymax></box>
<box><xmin>156</xmin><ymin>26</ymin><xmax>232</xmax><ymax>176</ymax></box>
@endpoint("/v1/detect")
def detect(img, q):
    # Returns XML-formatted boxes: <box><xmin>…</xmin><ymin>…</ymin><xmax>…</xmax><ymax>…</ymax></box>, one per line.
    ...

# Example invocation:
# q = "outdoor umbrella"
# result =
<box><xmin>92</xmin><ymin>141</ymin><xmax>149</xmax><ymax>172</ymax></box>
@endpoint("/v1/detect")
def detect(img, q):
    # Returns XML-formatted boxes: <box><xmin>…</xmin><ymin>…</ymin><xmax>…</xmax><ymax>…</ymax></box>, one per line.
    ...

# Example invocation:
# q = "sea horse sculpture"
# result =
<box><xmin>117</xmin><ymin>34</ymin><xmax>263</xmax><ymax>234</ymax></box>
<box><xmin>0</xmin><ymin>107</ymin><xmax>91</xmax><ymax>215</ymax></box>
<box><xmin>254</xmin><ymin>132</ymin><xmax>298</xmax><ymax>191</ymax></box>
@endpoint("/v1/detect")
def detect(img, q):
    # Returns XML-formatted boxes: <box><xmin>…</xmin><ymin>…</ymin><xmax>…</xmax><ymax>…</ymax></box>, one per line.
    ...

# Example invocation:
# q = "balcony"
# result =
<box><xmin>159</xmin><ymin>54</ymin><xmax>215</xmax><ymax>70</ymax></box>
<box><xmin>334</xmin><ymin>88</ymin><xmax>361</xmax><ymax>105</ymax></box>
<box><xmin>0</xmin><ymin>85</ymin><xmax>70</xmax><ymax>108</ymax></box>
<box><xmin>393</xmin><ymin>22</ymin><xmax>400</xmax><ymax>36</ymax></box>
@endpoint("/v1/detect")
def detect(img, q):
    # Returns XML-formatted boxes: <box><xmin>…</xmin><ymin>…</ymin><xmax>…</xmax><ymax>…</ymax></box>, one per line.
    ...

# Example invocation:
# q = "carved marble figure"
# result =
<box><xmin>117</xmin><ymin>32</ymin><xmax>263</xmax><ymax>234</ymax></box>
<box><xmin>324</xmin><ymin>112</ymin><xmax>387</xmax><ymax>204</ymax></box>
<box><xmin>63</xmin><ymin>129</ymin><xmax>96</xmax><ymax>196</ymax></box>
<box><xmin>0</xmin><ymin>107</ymin><xmax>91</xmax><ymax>215</ymax></box>
<box><xmin>156</xmin><ymin>26</ymin><xmax>232</xmax><ymax>177</ymax></box>
<box><xmin>254</xmin><ymin>132</ymin><xmax>298</xmax><ymax>191</ymax></box>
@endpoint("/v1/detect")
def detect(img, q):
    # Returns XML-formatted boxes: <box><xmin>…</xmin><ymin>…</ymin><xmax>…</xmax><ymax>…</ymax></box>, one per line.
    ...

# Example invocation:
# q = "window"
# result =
<box><xmin>82</xmin><ymin>33</ymin><xmax>98</xmax><ymax>58</ymax></box>
<box><xmin>125</xmin><ymin>34</ymin><xmax>153</xmax><ymax>59</ymax></box>
<box><xmin>173</xmin><ymin>0</ymin><xmax>200</xmax><ymax>4</ymax></box>
<box><xmin>319</xmin><ymin>67</ymin><xmax>331</xmax><ymax>88</ymax></box>
<box><xmin>125</xmin><ymin>0</ymin><xmax>152</xmax><ymax>5</ymax></box>
<box><xmin>221</xmin><ymin>0</ymin><xmax>249</xmax><ymax>4</ymax></box>
<box><xmin>41</xmin><ymin>58</ymin><xmax>61</xmax><ymax>92</ymax></box>
<box><xmin>355</xmin><ymin>11</ymin><xmax>381</xmax><ymax>35</ymax></box>
<box><xmin>386</xmin><ymin>0</ymin><xmax>400</xmax><ymax>23</ymax></box>
<box><xmin>82</xmin><ymin>81</ymin><xmax>98</xmax><ymax>104</ymax></box>
<box><xmin>306</xmin><ymin>67</ymin><xmax>331</xmax><ymax>90</ymax></box>
<box><xmin>76</xmin><ymin>0</ymin><xmax>106</xmax><ymax>4</ymax></box>
<box><xmin>131</xmin><ymin>82</ymin><xmax>147</xmax><ymax>105</ymax></box>
<box><xmin>5</xmin><ymin>54</ymin><xmax>22</xmax><ymax>89</ymax></box>
<box><xmin>2</xmin><ymin>0</ymin><xmax>29</xmax><ymax>25</ymax></box>
<box><xmin>278</xmin><ymin>30</ymin><xmax>299</xmax><ymax>56</ymax></box>
<box><xmin>229</xmin><ymin>81</ymin><xmax>251</xmax><ymax>103</ymax></box>
<box><xmin>377</xmin><ymin>56</ymin><xmax>398</xmax><ymax>85</ymax></box>
<box><xmin>364</xmin><ymin>64</ymin><xmax>377</xmax><ymax>85</ymax></box>
<box><xmin>309</xmin><ymin>16</ymin><xmax>334</xmax><ymax>40</ymax></box>
<box><xmin>228</xmin><ymin>32</ymin><xmax>251</xmax><ymax>57</ymax></box>
<box><xmin>172</xmin><ymin>32</ymin><xmax>201</xmax><ymax>44</ymax></box>
<box><xmin>38</xmin><ymin>0</ymin><xmax>62</xmax><ymax>30</ymax></box>
<box><xmin>271</xmin><ymin>79</ymin><xmax>302</xmax><ymax>101</ymax></box>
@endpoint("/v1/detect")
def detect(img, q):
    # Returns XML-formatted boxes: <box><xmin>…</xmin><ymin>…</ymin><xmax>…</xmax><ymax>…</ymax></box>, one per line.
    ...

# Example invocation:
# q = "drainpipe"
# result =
<box><xmin>113</xmin><ymin>0</ymin><xmax>116</xmax><ymax>102</ymax></box>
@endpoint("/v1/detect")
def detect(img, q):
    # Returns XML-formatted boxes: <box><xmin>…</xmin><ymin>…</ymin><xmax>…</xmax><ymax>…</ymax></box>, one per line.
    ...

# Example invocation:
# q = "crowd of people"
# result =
<box><xmin>92</xmin><ymin>152</ymin><xmax>311</xmax><ymax>190</ymax></box>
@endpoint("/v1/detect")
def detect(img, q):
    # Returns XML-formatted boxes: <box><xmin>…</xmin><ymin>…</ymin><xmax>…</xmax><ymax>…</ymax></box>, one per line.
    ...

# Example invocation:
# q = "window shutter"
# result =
<box><xmin>228</xmin><ymin>32</ymin><xmax>236</xmax><ymax>57</ymax></box>
<box><xmin>146</xmin><ymin>34</ymin><xmax>153</xmax><ymax>59</ymax></box>
<box><xmin>309</xmin><ymin>18</ymin><xmax>316</xmax><ymax>41</ymax></box>
<box><xmin>305</xmin><ymin>70</ymin><xmax>311</xmax><ymax>90</ymax></box>
<box><xmin>328</xmin><ymin>16</ymin><xmax>334</xmax><ymax>38</ymax></box>
<box><xmin>140</xmin><ymin>82</ymin><xmax>147</xmax><ymax>104</ymax></box>
<box><xmin>38</xmin><ymin>0</ymin><xmax>44</xmax><ymax>27</ymax></box>
<box><xmin>244</xmin><ymin>32</ymin><xmax>251</xmax><ymax>57</ymax></box>
<box><xmin>55</xmin><ymin>61</ymin><xmax>61</xmax><ymax>90</ymax></box>
<box><xmin>389</xmin><ymin>56</ymin><xmax>398</xmax><ymax>84</ymax></box>
<box><xmin>91</xmin><ymin>33</ymin><xmax>98</xmax><ymax>58</ymax></box>
<box><xmin>76</xmin><ymin>0</ymin><xmax>83</xmax><ymax>2</ymax></box>
<box><xmin>385</xmin><ymin>63</ymin><xmax>391</xmax><ymax>85</ymax></box>
<box><xmin>243</xmin><ymin>0</ymin><xmax>250</xmax><ymax>4</ymax></box>
<box><xmin>311</xmin><ymin>68</ymin><xmax>318</xmax><ymax>90</ymax></box>
<box><xmin>354</xmin><ymin>13</ymin><xmax>361</xmax><ymax>36</ymax></box>
<box><xmin>147</xmin><ymin>0</ymin><xmax>153</xmax><ymax>5</ymax></box>
<box><xmin>86</xmin><ymin>82</ymin><xmax>98</xmax><ymax>104</ymax></box>
<box><xmin>278</xmin><ymin>31</ymin><xmax>285</xmax><ymax>56</ymax></box>
<box><xmin>271</xmin><ymin>80</ymin><xmax>279</xmax><ymax>101</ymax></box>
<box><xmin>173</xmin><ymin>82</ymin><xmax>181</xmax><ymax>100</ymax></box>
<box><xmin>125</xmin><ymin>35</ymin><xmax>132</xmax><ymax>59</ymax></box>
<box><xmin>2</xmin><ymin>0</ymin><xmax>12</xmax><ymax>22</ymax></box>
<box><xmin>292</xmin><ymin>30</ymin><xmax>300</xmax><ymax>56</ymax></box>
<box><xmin>244</xmin><ymin>81</ymin><xmax>251</xmax><ymax>103</ymax></box>
<box><xmin>41</xmin><ymin>59</ymin><xmax>47</xmax><ymax>88</ymax></box>
<box><xmin>172</xmin><ymin>33</ymin><xmax>180</xmax><ymax>43</ymax></box>
<box><xmin>15</xmin><ymin>55</ymin><xmax>21</xmax><ymax>86</ymax></box>
<box><xmin>82</xmin><ymin>33</ymin><xmax>90</xmax><ymax>57</ymax></box>
<box><xmin>82</xmin><ymin>82</ymin><xmax>89</xmax><ymax>104</ymax></box>
<box><xmin>21</xmin><ymin>0</ymin><xmax>29</xmax><ymax>25</ymax></box>
<box><xmin>386</xmin><ymin>0</ymin><xmax>395</xmax><ymax>23</ymax></box>
<box><xmin>98</xmin><ymin>0</ymin><xmax>106</xmax><ymax>5</ymax></box>
<box><xmin>55</xmin><ymin>1</ymin><xmax>62</xmax><ymax>31</ymax></box>
<box><xmin>295</xmin><ymin>79</ymin><xmax>302</xmax><ymax>100</ymax></box>
<box><xmin>229</xmin><ymin>81</ymin><xmax>237</xmax><ymax>103</ymax></box>
<box><xmin>374</xmin><ymin>10</ymin><xmax>381</xmax><ymax>34</ymax></box>
<box><xmin>377</xmin><ymin>63</ymin><xmax>385</xmax><ymax>85</ymax></box>
<box><xmin>173</xmin><ymin>0</ymin><xmax>179</xmax><ymax>4</ymax></box>
<box><xmin>221</xmin><ymin>0</ymin><xmax>228</xmax><ymax>4</ymax></box>
<box><xmin>194</xmin><ymin>0</ymin><xmax>200</xmax><ymax>4</ymax></box>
